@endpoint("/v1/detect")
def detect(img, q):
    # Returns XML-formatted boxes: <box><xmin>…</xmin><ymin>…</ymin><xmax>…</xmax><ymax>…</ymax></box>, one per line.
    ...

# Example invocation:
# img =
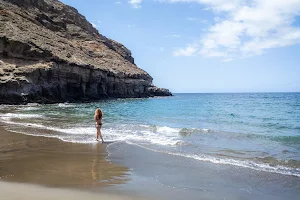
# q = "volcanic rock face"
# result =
<box><xmin>0</xmin><ymin>0</ymin><xmax>171</xmax><ymax>104</ymax></box>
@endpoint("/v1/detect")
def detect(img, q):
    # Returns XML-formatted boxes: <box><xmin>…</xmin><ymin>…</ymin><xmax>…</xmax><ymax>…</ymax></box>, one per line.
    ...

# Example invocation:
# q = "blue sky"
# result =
<box><xmin>61</xmin><ymin>0</ymin><xmax>300</xmax><ymax>93</ymax></box>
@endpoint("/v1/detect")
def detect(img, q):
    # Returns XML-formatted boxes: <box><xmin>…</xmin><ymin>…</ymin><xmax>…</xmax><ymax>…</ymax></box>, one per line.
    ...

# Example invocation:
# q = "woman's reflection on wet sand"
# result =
<box><xmin>0</xmin><ymin>130</ymin><xmax>130</xmax><ymax>188</ymax></box>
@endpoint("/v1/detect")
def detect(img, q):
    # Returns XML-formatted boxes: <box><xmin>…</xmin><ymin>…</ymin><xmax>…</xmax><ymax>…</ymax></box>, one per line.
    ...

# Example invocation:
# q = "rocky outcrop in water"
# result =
<box><xmin>0</xmin><ymin>0</ymin><xmax>172</xmax><ymax>104</ymax></box>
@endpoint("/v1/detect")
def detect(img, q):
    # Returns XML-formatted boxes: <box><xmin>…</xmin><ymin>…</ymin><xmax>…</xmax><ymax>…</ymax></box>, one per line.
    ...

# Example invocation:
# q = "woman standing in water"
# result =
<box><xmin>94</xmin><ymin>108</ymin><xmax>104</xmax><ymax>143</ymax></box>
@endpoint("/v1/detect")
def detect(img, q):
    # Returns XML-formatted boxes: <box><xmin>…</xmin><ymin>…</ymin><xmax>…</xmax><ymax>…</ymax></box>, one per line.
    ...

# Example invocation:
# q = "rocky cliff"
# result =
<box><xmin>0</xmin><ymin>0</ymin><xmax>172</xmax><ymax>104</ymax></box>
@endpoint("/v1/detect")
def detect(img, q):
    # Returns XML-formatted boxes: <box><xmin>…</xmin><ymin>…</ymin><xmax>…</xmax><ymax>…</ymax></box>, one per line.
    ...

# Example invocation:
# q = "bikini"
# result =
<box><xmin>95</xmin><ymin>118</ymin><xmax>102</xmax><ymax>128</ymax></box>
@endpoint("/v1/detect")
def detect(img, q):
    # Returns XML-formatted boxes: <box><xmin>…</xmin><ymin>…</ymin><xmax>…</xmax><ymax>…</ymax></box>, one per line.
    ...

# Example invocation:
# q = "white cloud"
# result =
<box><xmin>186</xmin><ymin>17</ymin><xmax>197</xmax><ymax>21</ymax></box>
<box><xmin>161</xmin><ymin>0</ymin><xmax>243</xmax><ymax>12</ymax></box>
<box><xmin>161</xmin><ymin>0</ymin><xmax>300</xmax><ymax>60</ymax></box>
<box><xmin>165</xmin><ymin>34</ymin><xmax>181</xmax><ymax>38</ymax></box>
<box><xmin>186</xmin><ymin>17</ymin><xmax>207</xmax><ymax>23</ymax></box>
<box><xmin>129</xmin><ymin>0</ymin><xmax>142</xmax><ymax>8</ymax></box>
<box><xmin>91</xmin><ymin>22</ymin><xmax>97</xmax><ymax>28</ymax></box>
<box><xmin>127</xmin><ymin>24</ymin><xmax>136</xmax><ymax>28</ymax></box>
<box><xmin>114</xmin><ymin>1</ymin><xmax>122</xmax><ymax>4</ymax></box>
<box><xmin>173</xmin><ymin>45</ymin><xmax>198</xmax><ymax>56</ymax></box>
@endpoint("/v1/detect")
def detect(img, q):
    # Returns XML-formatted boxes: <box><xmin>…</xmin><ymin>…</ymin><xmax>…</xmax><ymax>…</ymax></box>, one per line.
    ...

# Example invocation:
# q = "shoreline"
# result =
<box><xmin>0</xmin><ymin>125</ymin><xmax>138</xmax><ymax>194</ymax></box>
<box><xmin>0</xmin><ymin>95</ymin><xmax>174</xmax><ymax>106</ymax></box>
<box><xmin>107</xmin><ymin>141</ymin><xmax>300</xmax><ymax>200</ymax></box>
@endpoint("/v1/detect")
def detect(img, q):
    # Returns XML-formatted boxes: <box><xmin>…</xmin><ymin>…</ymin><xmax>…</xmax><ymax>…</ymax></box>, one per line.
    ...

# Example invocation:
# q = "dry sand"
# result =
<box><xmin>0</xmin><ymin>181</ymin><xmax>141</xmax><ymax>200</ymax></box>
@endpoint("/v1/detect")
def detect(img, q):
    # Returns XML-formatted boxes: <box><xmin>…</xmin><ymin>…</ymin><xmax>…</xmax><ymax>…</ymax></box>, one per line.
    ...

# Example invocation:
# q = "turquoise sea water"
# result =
<box><xmin>0</xmin><ymin>93</ymin><xmax>300</xmax><ymax>177</ymax></box>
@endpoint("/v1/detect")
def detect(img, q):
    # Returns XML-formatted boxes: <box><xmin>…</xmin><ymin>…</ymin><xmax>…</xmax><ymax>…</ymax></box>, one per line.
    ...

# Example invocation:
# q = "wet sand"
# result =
<box><xmin>107</xmin><ymin>141</ymin><xmax>300</xmax><ymax>200</ymax></box>
<box><xmin>0</xmin><ymin>125</ymin><xmax>130</xmax><ymax>187</ymax></box>
<box><xmin>0</xmin><ymin>125</ymin><xmax>145</xmax><ymax>199</ymax></box>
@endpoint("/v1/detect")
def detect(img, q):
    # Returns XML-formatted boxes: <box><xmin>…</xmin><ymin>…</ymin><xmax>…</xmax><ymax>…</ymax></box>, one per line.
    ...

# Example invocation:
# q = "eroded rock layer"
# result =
<box><xmin>0</xmin><ymin>0</ymin><xmax>171</xmax><ymax>104</ymax></box>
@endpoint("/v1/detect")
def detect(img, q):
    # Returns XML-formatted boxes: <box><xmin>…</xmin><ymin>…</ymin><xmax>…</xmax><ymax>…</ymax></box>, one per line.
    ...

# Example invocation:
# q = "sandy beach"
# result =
<box><xmin>0</xmin><ymin>125</ymin><xmax>144</xmax><ymax>199</ymax></box>
<box><xmin>0</xmin><ymin>181</ymin><xmax>144</xmax><ymax>200</ymax></box>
